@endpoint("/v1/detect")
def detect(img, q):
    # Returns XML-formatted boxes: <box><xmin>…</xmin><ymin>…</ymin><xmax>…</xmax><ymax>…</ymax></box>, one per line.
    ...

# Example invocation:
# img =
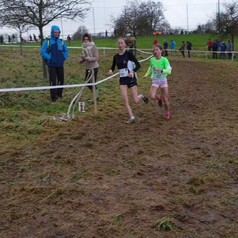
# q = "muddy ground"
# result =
<box><xmin>0</xmin><ymin>59</ymin><xmax>238</xmax><ymax>238</ymax></box>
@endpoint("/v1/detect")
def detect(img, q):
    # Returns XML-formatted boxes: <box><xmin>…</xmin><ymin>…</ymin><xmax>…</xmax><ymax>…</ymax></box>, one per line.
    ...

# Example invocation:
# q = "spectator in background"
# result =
<box><xmin>170</xmin><ymin>39</ymin><xmax>176</xmax><ymax>53</ymax></box>
<box><xmin>227</xmin><ymin>40</ymin><xmax>233</xmax><ymax>59</ymax></box>
<box><xmin>207</xmin><ymin>38</ymin><xmax>213</xmax><ymax>51</ymax></box>
<box><xmin>179</xmin><ymin>41</ymin><xmax>185</xmax><ymax>58</ymax></box>
<box><xmin>67</xmin><ymin>35</ymin><xmax>71</xmax><ymax>45</ymax></box>
<box><xmin>163</xmin><ymin>39</ymin><xmax>169</xmax><ymax>56</ymax></box>
<box><xmin>0</xmin><ymin>35</ymin><xmax>4</xmax><ymax>44</ymax></box>
<box><xmin>12</xmin><ymin>34</ymin><xmax>16</xmax><ymax>43</ymax></box>
<box><xmin>41</xmin><ymin>25</ymin><xmax>69</xmax><ymax>102</ymax></box>
<box><xmin>216</xmin><ymin>39</ymin><xmax>221</xmax><ymax>48</ymax></box>
<box><xmin>126</xmin><ymin>37</ymin><xmax>136</xmax><ymax>56</ymax></box>
<box><xmin>33</xmin><ymin>34</ymin><xmax>37</xmax><ymax>42</ymax></box>
<box><xmin>186</xmin><ymin>41</ymin><xmax>192</xmax><ymax>58</ymax></box>
<box><xmin>78</xmin><ymin>33</ymin><xmax>99</xmax><ymax>99</ymax></box>
<box><xmin>153</xmin><ymin>38</ymin><xmax>159</xmax><ymax>46</ymax></box>
<box><xmin>220</xmin><ymin>41</ymin><xmax>227</xmax><ymax>59</ymax></box>
<box><xmin>212</xmin><ymin>40</ymin><xmax>218</xmax><ymax>59</ymax></box>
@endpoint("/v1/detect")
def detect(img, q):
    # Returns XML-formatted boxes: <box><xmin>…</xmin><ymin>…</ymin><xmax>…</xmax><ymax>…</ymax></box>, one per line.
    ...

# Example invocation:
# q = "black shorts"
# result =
<box><xmin>119</xmin><ymin>76</ymin><xmax>137</xmax><ymax>88</ymax></box>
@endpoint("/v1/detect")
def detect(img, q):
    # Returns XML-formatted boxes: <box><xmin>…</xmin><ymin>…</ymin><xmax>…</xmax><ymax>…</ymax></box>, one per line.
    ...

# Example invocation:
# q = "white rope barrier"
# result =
<box><xmin>1</xmin><ymin>44</ymin><xmax>235</xmax><ymax>120</ymax></box>
<box><xmin>136</xmin><ymin>49</ymin><xmax>153</xmax><ymax>55</ymax></box>
<box><xmin>0</xmin><ymin>52</ymin><xmax>152</xmax><ymax>121</ymax></box>
<box><xmin>61</xmin><ymin>70</ymin><xmax>94</xmax><ymax>121</ymax></box>
<box><xmin>1</xmin><ymin>45</ymin><xmax>235</xmax><ymax>94</ymax></box>
<box><xmin>0</xmin><ymin>54</ymin><xmax>152</xmax><ymax>93</ymax></box>
<box><xmin>0</xmin><ymin>84</ymin><xmax>90</xmax><ymax>93</ymax></box>
<box><xmin>0</xmin><ymin>76</ymin><xmax>119</xmax><ymax>93</ymax></box>
<box><xmin>61</xmin><ymin>54</ymin><xmax>152</xmax><ymax>120</ymax></box>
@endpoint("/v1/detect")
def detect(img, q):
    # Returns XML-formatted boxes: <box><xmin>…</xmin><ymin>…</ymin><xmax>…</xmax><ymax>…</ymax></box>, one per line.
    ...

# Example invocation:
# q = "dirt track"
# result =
<box><xmin>0</xmin><ymin>59</ymin><xmax>238</xmax><ymax>237</ymax></box>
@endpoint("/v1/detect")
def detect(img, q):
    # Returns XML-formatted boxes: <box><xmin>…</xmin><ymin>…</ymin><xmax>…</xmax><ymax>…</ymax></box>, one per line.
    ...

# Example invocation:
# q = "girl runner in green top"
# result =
<box><xmin>143</xmin><ymin>45</ymin><xmax>172</xmax><ymax>119</ymax></box>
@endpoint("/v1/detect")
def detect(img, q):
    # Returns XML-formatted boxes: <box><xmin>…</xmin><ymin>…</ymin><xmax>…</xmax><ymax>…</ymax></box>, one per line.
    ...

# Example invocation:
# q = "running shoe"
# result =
<box><xmin>126</xmin><ymin>116</ymin><xmax>135</xmax><ymax>124</ymax></box>
<box><xmin>165</xmin><ymin>111</ymin><xmax>171</xmax><ymax>120</ymax></box>
<box><xmin>140</xmin><ymin>94</ymin><xmax>149</xmax><ymax>104</ymax></box>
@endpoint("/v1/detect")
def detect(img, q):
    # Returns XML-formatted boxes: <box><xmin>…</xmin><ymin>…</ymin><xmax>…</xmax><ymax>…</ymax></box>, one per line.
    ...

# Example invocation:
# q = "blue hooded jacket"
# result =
<box><xmin>40</xmin><ymin>25</ymin><xmax>69</xmax><ymax>67</ymax></box>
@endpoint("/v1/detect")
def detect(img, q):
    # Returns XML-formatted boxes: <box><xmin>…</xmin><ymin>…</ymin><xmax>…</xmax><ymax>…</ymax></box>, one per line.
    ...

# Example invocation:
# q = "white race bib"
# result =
<box><xmin>154</xmin><ymin>71</ymin><xmax>162</xmax><ymax>80</ymax></box>
<box><xmin>119</xmin><ymin>68</ymin><xmax>129</xmax><ymax>77</ymax></box>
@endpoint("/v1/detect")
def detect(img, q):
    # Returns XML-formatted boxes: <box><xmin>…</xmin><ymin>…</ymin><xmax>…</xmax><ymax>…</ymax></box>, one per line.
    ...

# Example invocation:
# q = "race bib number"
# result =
<box><xmin>119</xmin><ymin>68</ymin><xmax>129</xmax><ymax>77</ymax></box>
<box><xmin>153</xmin><ymin>71</ymin><xmax>162</xmax><ymax>80</ymax></box>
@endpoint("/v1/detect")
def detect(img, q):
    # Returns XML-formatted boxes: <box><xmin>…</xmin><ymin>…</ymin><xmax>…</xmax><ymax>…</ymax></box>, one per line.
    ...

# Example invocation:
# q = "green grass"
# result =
<box><xmin>0</xmin><ymin>33</ymin><xmax>237</xmax><ymax>148</ymax></box>
<box><xmin>94</xmin><ymin>33</ymin><xmax>238</xmax><ymax>50</ymax></box>
<box><xmin>153</xmin><ymin>217</ymin><xmax>174</xmax><ymax>231</ymax></box>
<box><xmin>5</xmin><ymin>33</ymin><xmax>238</xmax><ymax>50</ymax></box>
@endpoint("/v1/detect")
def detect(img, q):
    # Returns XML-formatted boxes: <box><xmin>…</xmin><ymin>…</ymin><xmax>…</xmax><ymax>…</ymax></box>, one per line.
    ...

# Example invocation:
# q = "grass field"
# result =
<box><xmin>2</xmin><ymin>33</ymin><xmax>237</xmax><ymax>50</ymax></box>
<box><xmin>94</xmin><ymin>34</ymin><xmax>238</xmax><ymax>50</ymax></box>
<box><xmin>0</xmin><ymin>35</ymin><xmax>238</xmax><ymax>237</ymax></box>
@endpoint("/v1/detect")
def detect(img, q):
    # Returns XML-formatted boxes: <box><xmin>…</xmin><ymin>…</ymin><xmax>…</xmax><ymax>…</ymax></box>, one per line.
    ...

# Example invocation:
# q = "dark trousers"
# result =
<box><xmin>213</xmin><ymin>51</ymin><xmax>218</xmax><ymax>59</ymax></box>
<box><xmin>163</xmin><ymin>49</ymin><xmax>168</xmax><ymax>56</ymax></box>
<box><xmin>85</xmin><ymin>68</ymin><xmax>98</xmax><ymax>91</ymax></box>
<box><xmin>181</xmin><ymin>50</ymin><xmax>185</xmax><ymax>58</ymax></box>
<box><xmin>48</xmin><ymin>67</ymin><xmax>64</xmax><ymax>101</ymax></box>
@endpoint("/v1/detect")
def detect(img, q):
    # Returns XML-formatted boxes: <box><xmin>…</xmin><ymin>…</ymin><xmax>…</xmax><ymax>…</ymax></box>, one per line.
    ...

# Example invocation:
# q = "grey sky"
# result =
<box><xmin>0</xmin><ymin>0</ymin><xmax>234</xmax><ymax>38</ymax></box>
<box><xmin>50</xmin><ymin>0</ymin><xmax>234</xmax><ymax>36</ymax></box>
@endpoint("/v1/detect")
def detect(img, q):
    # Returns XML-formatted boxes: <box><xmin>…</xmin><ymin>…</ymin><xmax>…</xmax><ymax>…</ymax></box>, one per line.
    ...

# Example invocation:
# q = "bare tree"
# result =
<box><xmin>113</xmin><ymin>11</ymin><xmax>130</xmax><ymax>37</ymax></box>
<box><xmin>112</xmin><ymin>0</ymin><xmax>169</xmax><ymax>37</ymax></box>
<box><xmin>216</xmin><ymin>1</ymin><xmax>238</xmax><ymax>47</ymax></box>
<box><xmin>0</xmin><ymin>0</ymin><xmax>91</xmax><ymax>78</ymax></box>
<box><xmin>0</xmin><ymin>15</ymin><xmax>33</xmax><ymax>55</ymax></box>
<box><xmin>138</xmin><ymin>1</ymin><xmax>169</xmax><ymax>35</ymax></box>
<box><xmin>193</xmin><ymin>20</ymin><xmax>217</xmax><ymax>34</ymax></box>
<box><xmin>72</xmin><ymin>25</ymin><xmax>88</xmax><ymax>40</ymax></box>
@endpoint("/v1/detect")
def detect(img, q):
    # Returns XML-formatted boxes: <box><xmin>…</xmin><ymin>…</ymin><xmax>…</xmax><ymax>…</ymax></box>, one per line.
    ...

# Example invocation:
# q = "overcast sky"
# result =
<box><xmin>0</xmin><ymin>0</ymin><xmax>235</xmax><ymax>38</ymax></box>
<box><xmin>81</xmin><ymin>0</ymin><xmax>229</xmax><ymax>32</ymax></box>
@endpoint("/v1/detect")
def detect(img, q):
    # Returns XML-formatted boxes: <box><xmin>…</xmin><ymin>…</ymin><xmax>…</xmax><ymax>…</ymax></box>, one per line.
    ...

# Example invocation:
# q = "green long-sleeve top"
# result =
<box><xmin>144</xmin><ymin>56</ymin><xmax>172</xmax><ymax>80</ymax></box>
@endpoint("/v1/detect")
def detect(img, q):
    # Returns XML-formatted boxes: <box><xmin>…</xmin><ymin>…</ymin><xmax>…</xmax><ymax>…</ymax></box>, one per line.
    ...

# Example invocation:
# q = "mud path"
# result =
<box><xmin>1</xmin><ymin>59</ymin><xmax>237</xmax><ymax>238</ymax></box>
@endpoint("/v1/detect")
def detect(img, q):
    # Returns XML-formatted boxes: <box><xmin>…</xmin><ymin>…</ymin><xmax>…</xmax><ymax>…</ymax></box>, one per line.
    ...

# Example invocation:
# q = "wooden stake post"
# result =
<box><xmin>92</xmin><ymin>71</ymin><xmax>97</xmax><ymax>114</ymax></box>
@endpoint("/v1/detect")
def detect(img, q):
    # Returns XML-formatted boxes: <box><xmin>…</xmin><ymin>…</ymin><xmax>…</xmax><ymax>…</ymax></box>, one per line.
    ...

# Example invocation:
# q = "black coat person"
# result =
<box><xmin>186</xmin><ymin>41</ymin><xmax>192</xmax><ymax>58</ymax></box>
<box><xmin>212</xmin><ymin>41</ymin><xmax>218</xmax><ymax>59</ymax></box>
<box><xmin>179</xmin><ymin>41</ymin><xmax>185</xmax><ymax>58</ymax></box>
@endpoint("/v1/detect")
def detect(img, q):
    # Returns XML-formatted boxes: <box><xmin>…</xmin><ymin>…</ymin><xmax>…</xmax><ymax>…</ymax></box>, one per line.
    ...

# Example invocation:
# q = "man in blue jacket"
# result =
<box><xmin>41</xmin><ymin>25</ymin><xmax>69</xmax><ymax>101</ymax></box>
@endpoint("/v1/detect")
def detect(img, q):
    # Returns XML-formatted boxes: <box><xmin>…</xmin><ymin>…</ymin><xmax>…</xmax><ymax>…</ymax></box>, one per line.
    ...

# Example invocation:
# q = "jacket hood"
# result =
<box><xmin>51</xmin><ymin>25</ymin><xmax>61</xmax><ymax>37</ymax></box>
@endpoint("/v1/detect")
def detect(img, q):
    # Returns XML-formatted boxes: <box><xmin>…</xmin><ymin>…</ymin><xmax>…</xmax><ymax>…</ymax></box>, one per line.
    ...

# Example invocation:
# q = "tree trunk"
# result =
<box><xmin>39</xmin><ymin>27</ymin><xmax>48</xmax><ymax>80</ymax></box>
<box><xmin>19</xmin><ymin>31</ymin><xmax>23</xmax><ymax>56</ymax></box>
